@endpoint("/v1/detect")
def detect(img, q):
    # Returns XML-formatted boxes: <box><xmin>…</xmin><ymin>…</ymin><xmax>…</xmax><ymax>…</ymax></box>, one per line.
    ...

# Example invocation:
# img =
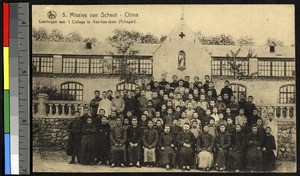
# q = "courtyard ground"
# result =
<box><xmin>33</xmin><ymin>151</ymin><xmax>297</xmax><ymax>173</ymax></box>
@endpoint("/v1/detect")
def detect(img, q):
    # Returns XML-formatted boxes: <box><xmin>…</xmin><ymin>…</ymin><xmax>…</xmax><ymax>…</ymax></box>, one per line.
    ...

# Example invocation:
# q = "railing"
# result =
<box><xmin>32</xmin><ymin>93</ymin><xmax>296</xmax><ymax>120</ymax></box>
<box><xmin>33</xmin><ymin>94</ymin><xmax>89</xmax><ymax>118</ymax></box>
<box><xmin>257</xmin><ymin>104</ymin><xmax>296</xmax><ymax>121</ymax></box>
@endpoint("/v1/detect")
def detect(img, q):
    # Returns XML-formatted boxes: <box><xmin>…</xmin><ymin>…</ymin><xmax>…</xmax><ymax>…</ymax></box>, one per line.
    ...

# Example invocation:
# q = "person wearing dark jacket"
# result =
<box><xmin>67</xmin><ymin>111</ymin><xmax>83</xmax><ymax>164</ymax></box>
<box><xmin>214</xmin><ymin>124</ymin><xmax>231</xmax><ymax>171</ymax></box>
<box><xmin>95</xmin><ymin>116</ymin><xmax>110</xmax><ymax>165</ymax></box>
<box><xmin>143</xmin><ymin>120</ymin><xmax>159</xmax><ymax>167</ymax></box>
<box><xmin>220</xmin><ymin>80</ymin><xmax>233</xmax><ymax>98</ymax></box>
<box><xmin>127</xmin><ymin>116</ymin><xmax>143</xmax><ymax>167</ymax></box>
<box><xmin>158</xmin><ymin>125</ymin><xmax>176</xmax><ymax>170</ymax></box>
<box><xmin>246</xmin><ymin>124</ymin><xmax>263</xmax><ymax>171</ymax></box>
<box><xmin>110</xmin><ymin>117</ymin><xmax>127</xmax><ymax>167</ymax></box>
<box><xmin>80</xmin><ymin>107</ymin><xmax>92</xmax><ymax>125</ymax></box>
<box><xmin>262</xmin><ymin>127</ymin><xmax>277</xmax><ymax>171</ymax></box>
<box><xmin>196</xmin><ymin>124</ymin><xmax>215</xmax><ymax>171</ymax></box>
<box><xmin>80</xmin><ymin>117</ymin><xmax>97</xmax><ymax>165</ymax></box>
<box><xmin>227</xmin><ymin>124</ymin><xmax>246</xmax><ymax>171</ymax></box>
<box><xmin>177</xmin><ymin>123</ymin><xmax>196</xmax><ymax>170</ymax></box>
<box><xmin>90</xmin><ymin>90</ymin><xmax>101</xmax><ymax>118</ymax></box>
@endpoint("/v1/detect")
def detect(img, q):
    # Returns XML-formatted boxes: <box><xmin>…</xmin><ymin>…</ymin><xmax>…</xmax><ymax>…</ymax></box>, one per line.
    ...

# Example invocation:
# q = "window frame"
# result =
<box><xmin>258</xmin><ymin>58</ymin><xmax>295</xmax><ymax>78</ymax></box>
<box><xmin>61</xmin><ymin>82</ymin><xmax>84</xmax><ymax>101</ymax></box>
<box><xmin>32</xmin><ymin>55</ymin><xmax>54</xmax><ymax>73</ymax></box>
<box><xmin>211</xmin><ymin>57</ymin><xmax>249</xmax><ymax>77</ymax></box>
<box><xmin>279</xmin><ymin>84</ymin><xmax>295</xmax><ymax>104</ymax></box>
<box><xmin>112</xmin><ymin>57</ymin><xmax>153</xmax><ymax>75</ymax></box>
<box><xmin>229</xmin><ymin>83</ymin><xmax>247</xmax><ymax>101</ymax></box>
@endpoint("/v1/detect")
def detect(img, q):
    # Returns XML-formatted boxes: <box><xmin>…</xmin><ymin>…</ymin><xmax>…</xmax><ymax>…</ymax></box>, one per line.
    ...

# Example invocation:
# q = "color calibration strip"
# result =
<box><xmin>3</xmin><ymin>2</ymin><xmax>11</xmax><ymax>175</ymax></box>
<box><xmin>4</xmin><ymin>2</ymin><xmax>30</xmax><ymax>175</ymax></box>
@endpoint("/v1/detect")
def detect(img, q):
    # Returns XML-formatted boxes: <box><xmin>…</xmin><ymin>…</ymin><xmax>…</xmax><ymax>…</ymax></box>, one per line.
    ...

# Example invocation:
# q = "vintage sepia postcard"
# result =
<box><xmin>32</xmin><ymin>5</ymin><xmax>296</xmax><ymax>173</ymax></box>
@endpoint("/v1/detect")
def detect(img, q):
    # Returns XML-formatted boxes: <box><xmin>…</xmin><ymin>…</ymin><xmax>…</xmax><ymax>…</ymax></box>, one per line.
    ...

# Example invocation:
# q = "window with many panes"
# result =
<box><xmin>229</xmin><ymin>83</ymin><xmax>246</xmax><ymax>101</ymax></box>
<box><xmin>90</xmin><ymin>58</ymin><xmax>104</xmax><ymax>74</ymax></box>
<box><xmin>32</xmin><ymin>56</ymin><xmax>53</xmax><ymax>73</ymax></box>
<box><xmin>212</xmin><ymin>59</ymin><xmax>249</xmax><ymax>76</ymax></box>
<box><xmin>279</xmin><ymin>84</ymin><xmax>295</xmax><ymax>104</ymax></box>
<box><xmin>63</xmin><ymin>58</ymin><xmax>89</xmax><ymax>73</ymax></box>
<box><xmin>140</xmin><ymin>59</ymin><xmax>152</xmax><ymax>74</ymax></box>
<box><xmin>258</xmin><ymin>60</ymin><xmax>295</xmax><ymax>77</ymax></box>
<box><xmin>61</xmin><ymin>82</ymin><xmax>83</xmax><ymax>101</ymax></box>
<box><xmin>112</xmin><ymin>58</ymin><xmax>152</xmax><ymax>75</ymax></box>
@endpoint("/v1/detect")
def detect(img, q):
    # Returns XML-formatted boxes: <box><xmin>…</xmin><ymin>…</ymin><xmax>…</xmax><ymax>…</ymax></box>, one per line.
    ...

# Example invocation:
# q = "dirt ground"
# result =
<box><xmin>33</xmin><ymin>151</ymin><xmax>297</xmax><ymax>173</ymax></box>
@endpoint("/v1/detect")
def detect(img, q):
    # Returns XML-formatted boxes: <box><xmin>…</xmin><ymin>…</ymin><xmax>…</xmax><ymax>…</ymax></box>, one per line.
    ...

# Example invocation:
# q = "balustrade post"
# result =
<box><xmin>55</xmin><ymin>104</ymin><xmax>60</xmax><ymax>116</ymax></box>
<box><xmin>279</xmin><ymin>107</ymin><xmax>284</xmax><ymax>119</ymax></box>
<box><xmin>36</xmin><ymin>93</ymin><xmax>48</xmax><ymax>119</ymax></box>
<box><xmin>286</xmin><ymin>107</ymin><xmax>290</xmax><ymax>119</ymax></box>
<box><xmin>68</xmin><ymin>104</ymin><xmax>72</xmax><ymax>116</ymax></box>
<box><xmin>61</xmin><ymin>104</ymin><xmax>66</xmax><ymax>116</ymax></box>
<box><xmin>48</xmin><ymin>104</ymin><xmax>53</xmax><ymax>117</ymax></box>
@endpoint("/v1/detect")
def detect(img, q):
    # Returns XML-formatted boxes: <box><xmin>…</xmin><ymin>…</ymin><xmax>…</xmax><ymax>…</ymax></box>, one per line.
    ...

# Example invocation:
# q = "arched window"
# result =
<box><xmin>279</xmin><ymin>84</ymin><xmax>295</xmax><ymax>104</ymax></box>
<box><xmin>229</xmin><ymin>83</ymin><xmax>247</xmax><ymax>101</ymax></box>
<box><xmin>116</xmin><ymin>82</ymin><xmax>138</xmax><ymax>91</ymax></box>
<box><xmin>61</xmin><ymin>82</ymin><xmax>83</xmax><ymax>101</ymax></box>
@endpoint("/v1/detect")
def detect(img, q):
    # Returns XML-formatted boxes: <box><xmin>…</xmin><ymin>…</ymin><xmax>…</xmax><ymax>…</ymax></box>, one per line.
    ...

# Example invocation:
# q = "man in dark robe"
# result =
<box><xmin>143</xmin><ymin>120</ymin><xmax>159</xmax><ymax>167</ymax></box>
<box><xmin>151</xmin><ymin>92</ymin><xmax>160</xmax><ymax>111</ymax></box>
<box><xmin>214</xmin><ymin>124</ymin><xmax>231</xmax><ymax>171</ymax></box>
<box><xmin>170</xmin><ymin>75</ymin><xmax>179</xmax><ymax>89</ymax></box>
<box><xmin>222</xmin><ymin>93</ymin><xmax>231</xmax><ymax>107</ymax></box>
<box><xmin>110</xmin><ymin>117</ymin><xmax>127</xmax><ymax>167</ymax></box>
<box><xmin>246</xmin><ymin>124</ymin><xmax>263</xmax><ymax>171</ymax></box>
<box><xmin>248</xmin><ymin>109</ymin><xmax>261</xmax><ymax>127</ymax></box>
<box><xmin>80</xmin><ymin>107</ymin><xmax>92</xmax><ymax>125</ymax></box>
<box><xmin>238</xmin><ymin>93</ymin><xmax>247</xmax><ymax>111</ymax></box>
<box><xmin>196</xmin><ymin>124</ymin><xmax>214</xmax><ymax>171</ymax></box>
<box><xmin>107</xmin><ymin>90</ymin><xmax>114</xmax><ymax>101</ymax></box>
<box><xmin>90</xmin><ymin>90</ymin><xmax>101</xmax><ymax>118</ymax></box>
<box><xmin>95</xmin><ymin>116</ymin><xmax>110</xmax><ymax>165</ymax></box>
<box><xmin>127</xmin><ymin>116</ymin><xmax>143</xmax><ymax>167</ymax></box>
<box><xmin>206</xmin><ymin>82</ymin><xmax>217</xmax><ymax>99</ymax></box>
<box><xmin>227</xmin><ymin>96</ymin><xmax>240</xmax><ymax>117</ymax></box>
<box><xmin>245</xmin><ymin>96</ymin><xmax>256</xmax><ymax>118</ymax></box>
<box><xmin>80</xmin><ymin>117</ymin><xmax>97</xmax><ymax>165</ymax></box>
<box><xmin>158</xmin><ymin>125</ymin><xmax>175</xmax><ymax>170</ymax></box>
<box><xmin>177</xmin><ymin>123</ymin><xmax>196</xmax><ymax>170</ymax></box>
<box><xmin>170</xmin><ymin>118</ymin><xmax>181</xmax><ymax>148</ymax></box>
<box><xmin>203</xmin><ymin>75</ymin><xmax>210</xmax><ymax>92</ymax></box>
<box><xmin>159</xmin><ymin>74</ymin><xmax>169</xmax><ymax>89</ymax></box>
<box><xmin>227</xmin><ymin>124</ymin><xmax>246</xmax><ymax>171</ymax></box>
<box><xmin>67</xmin><ymin>111</ymin><xmax>83</xmax><ymax>164</ymax></box>
<box><xmin>220</xmin><ymin>80</ymin><xmax>233</xmax><ymax>99</ymax></box>
<box><xmin>183</xmin><ymin>76</ymin><xmax>190</xmax><ymax>88</ymax></box>
<box><xmin>262</xmin><ymin>127</ymin><xmax>277</xmax><ymax>171</ymax></box>
<box><xmin>124</xmin><ymin>91</ymin><xmax>136</xmax><ymax>115</ymax></box>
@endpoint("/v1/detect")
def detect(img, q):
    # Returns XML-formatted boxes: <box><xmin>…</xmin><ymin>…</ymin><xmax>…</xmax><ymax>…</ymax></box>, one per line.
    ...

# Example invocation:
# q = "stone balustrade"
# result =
<box><xmin>257</xmin><ymin>104</ymin><xmax>296</xmax><ymax>121</ymax></box>
<box><xmin>33</xmin><ymin>93</ymin><xmax>89</xmax><ymax>118</ymax></box>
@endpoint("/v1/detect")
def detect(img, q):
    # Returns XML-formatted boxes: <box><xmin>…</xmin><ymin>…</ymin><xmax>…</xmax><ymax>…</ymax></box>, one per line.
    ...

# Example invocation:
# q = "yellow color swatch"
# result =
<box><xmin>4</xmin><ymin>47</ymin><xmax>9</xmax><ymax>90</ymax></box>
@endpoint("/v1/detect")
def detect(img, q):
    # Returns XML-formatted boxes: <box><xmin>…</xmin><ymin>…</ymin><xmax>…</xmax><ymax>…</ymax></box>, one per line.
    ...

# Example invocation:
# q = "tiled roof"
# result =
<box><xmin>32</xmin><ymin>41</ymin><xmax>295</xmax><ymax>59</ymax></box>
<box><xmin>32</xmin><ymin>41</ymin><xmax>160</xmax><ymax>56</ymax></box>
<box><xmin>204</xmin><ymin>45</ymin><xmax>295</xmax><ymax>59</ymax></box>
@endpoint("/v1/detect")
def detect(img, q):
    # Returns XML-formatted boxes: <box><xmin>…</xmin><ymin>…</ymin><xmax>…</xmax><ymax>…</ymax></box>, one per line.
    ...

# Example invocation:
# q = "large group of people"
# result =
<box><xmin>66</xmin><ymin>74</ymin><xmax>278</xmax><ymax>172</ymax></box>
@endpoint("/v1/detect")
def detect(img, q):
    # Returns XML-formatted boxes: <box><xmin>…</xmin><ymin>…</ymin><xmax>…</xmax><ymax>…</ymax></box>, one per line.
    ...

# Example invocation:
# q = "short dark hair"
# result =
<box><xmin>94</xmin><ymin>90</ymin><xmax>100</xmax><ymax>93</ymax></box>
